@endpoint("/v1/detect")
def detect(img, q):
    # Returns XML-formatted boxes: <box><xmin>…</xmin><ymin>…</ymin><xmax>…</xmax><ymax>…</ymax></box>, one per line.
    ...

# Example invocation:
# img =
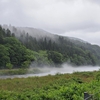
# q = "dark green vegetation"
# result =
<box><xmin>0</xmin><ymin>69</ymin><xmax>27</xmax><ymax>75</ymax></box>
<box><xmin>0</xmin><ymin>26</ymin><xmax>35</xmax><ymax>69</ymax></box>
<box><xmin>1</xmin><ymin>25</ymin><xmax>100</xmax><ymax>70</ymax></box>
<box><xmin>10</xmin><ymin>26</ymin><xmax>100</xmax><ymax>66</ymax></box>
<box><xmin>19</xmin><ymin>32</ymin><xmax>100</xmax><ymax>66</ymax></box>
<box><xmin>0</xmin><ymin>71</ymin><xmax>100</xmax><ymax>99</ymax></box>
<box><xmin>11</xmin><ymin>26</ymin><xmax>100</xmax><ymax>66</ymax></box>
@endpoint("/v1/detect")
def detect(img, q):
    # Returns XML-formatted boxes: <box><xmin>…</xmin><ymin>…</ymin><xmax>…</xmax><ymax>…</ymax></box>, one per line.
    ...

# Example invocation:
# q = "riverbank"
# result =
<box><xmin>0</xmin><ymin>70</ymin><xmax>100</xmax><ymax>99</ymax></box>
<box><xmin>0</xmin><ymin>67</ymin><xmax>44</xmax><ymax>76</ymax></box>
<box><xmin>0</xmin><ymin>66</ymin><xmax>100</xmax><ymax>79</ymax></box>
<box><xmin>0</xmin><ymin>69</ymin><xmax>27</xmax><ymax>75</ymax></box>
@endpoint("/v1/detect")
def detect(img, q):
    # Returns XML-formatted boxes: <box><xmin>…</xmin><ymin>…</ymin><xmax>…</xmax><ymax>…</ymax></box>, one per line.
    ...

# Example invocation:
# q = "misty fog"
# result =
<box><xmin>2</xmin><ymin>25</ymin><xmax>57</xmax><ymax>40</ymax></box>
<box><xmin>0</xmin><ymin>63</ymin><xmax>100</xmax><ymax>79</ymax></box>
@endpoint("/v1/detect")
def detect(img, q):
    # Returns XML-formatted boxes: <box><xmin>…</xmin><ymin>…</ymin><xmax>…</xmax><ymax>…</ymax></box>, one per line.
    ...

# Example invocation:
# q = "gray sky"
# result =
<box><xmin>0</xmin><ymin>0</ymin><xmax>100</xmax><ymax>45</ymax></box>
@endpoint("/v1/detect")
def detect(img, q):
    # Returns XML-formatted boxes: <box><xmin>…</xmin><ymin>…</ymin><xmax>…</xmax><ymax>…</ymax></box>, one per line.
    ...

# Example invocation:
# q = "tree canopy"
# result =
<box><xmin>0</xmin><ymin>25</ymin><xmax>100</xmax><ymax>69</ymax></box>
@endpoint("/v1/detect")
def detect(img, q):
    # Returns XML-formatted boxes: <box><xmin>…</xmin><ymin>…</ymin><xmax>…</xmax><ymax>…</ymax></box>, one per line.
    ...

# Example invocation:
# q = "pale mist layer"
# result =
<box><xmin>0</xmin><ymin>63</ymin><xmax>100</xmax><ymax>79</ymax></box>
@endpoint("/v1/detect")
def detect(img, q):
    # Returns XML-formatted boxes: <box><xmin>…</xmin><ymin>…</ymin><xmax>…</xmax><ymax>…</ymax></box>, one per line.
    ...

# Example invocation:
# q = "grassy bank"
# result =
<box><xmin>0</xmin><ymin>70</ymin><xmax>100</xmax><ymax>99</ymax></box>
<box><xmin>0</xmin><ymin>69</ymin><xmax>27</xmax><ymax>75</ymax></box>
<box><xmin>0</xmin><ymin>68</ymin><xmax>43</xmax><ymax>75</ymax></box>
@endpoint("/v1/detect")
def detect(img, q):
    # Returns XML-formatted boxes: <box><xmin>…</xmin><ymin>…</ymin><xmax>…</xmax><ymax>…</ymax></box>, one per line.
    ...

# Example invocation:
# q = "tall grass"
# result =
<box><xmin>0</xmin><ymin>71</ymin><xmax>100</xmax><ymax>99</ymax></box>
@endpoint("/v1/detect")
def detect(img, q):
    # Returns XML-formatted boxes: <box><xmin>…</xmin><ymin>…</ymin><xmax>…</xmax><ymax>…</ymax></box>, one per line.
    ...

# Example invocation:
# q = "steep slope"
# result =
<box><xmin>0</xmin><ymin>26</ymin><xmax>35</xmax><ymax>69</ymax></box>
<box><xmin>2</xmin><ymin>25</ymin><xmax>57</xmax><ymax>40</ymax></box>
<box><xmin>67</xmin><ymin>37</ymin><xmax>100</xmax><ymax>59</ymax></box>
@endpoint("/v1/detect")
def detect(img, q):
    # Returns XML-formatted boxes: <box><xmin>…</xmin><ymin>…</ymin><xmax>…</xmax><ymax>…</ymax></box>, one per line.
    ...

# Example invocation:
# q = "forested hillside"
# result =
<box><xmin>0</xmin><ymin>25</ymin><xmax>100</xmax><ymax>69</ymax></box>
<box><xmin>0</xmin><ymin>26</ymin><xmax>35</xmax><ymax>69</ymax></box>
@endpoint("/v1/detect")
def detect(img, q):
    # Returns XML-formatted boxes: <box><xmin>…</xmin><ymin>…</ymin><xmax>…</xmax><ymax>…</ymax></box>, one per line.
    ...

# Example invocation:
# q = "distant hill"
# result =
<box><xmin>2</xmin><ymin>25</ymin><xmax>57</xmax><ymax>39</ymax></box>
<box><xmin>2</xmin><ymin>24</ymin><xmax>100</xmax><ymax>66</ymax></box>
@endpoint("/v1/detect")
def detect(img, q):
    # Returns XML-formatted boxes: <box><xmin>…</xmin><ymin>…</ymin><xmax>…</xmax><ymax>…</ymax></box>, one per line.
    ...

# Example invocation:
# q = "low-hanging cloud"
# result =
<box><xmin>59</xmin><ymin>30</ymin><xmax>100</xmax><ymax>45</ymax></box>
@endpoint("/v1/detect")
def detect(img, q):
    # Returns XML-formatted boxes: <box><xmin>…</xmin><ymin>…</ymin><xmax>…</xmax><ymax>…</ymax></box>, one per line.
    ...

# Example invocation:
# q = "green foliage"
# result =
<box><xmin>47</xmin><ymin>51</ymin><xmax>63</xmax><ymax>64</ymax></box>
<box><xmin>21</xmin><ymin>61</ymin><xmax>31</xmax><ymax>68</ymax></box>
<box><xmin>18</xmin><ymin>32</ymin><xmax>100</xmax><ymax>66</ymax></box>
<box><xmin>24</xmin><ymin>49</ymin><xmax>36</xmax><ymax>61</ymax></box>
<box><xmin>0</xmin><ymin>44</ymin><xmax>10</xmax><ymax>68</ymax></box>
<box><xmin>0</xmin><ymin>71</ymin><xmax>100</xmax><ymax>99</ymax></box>
<box><xmin>0</xmin><ymin>26</ymin><xmax>36</xmax><ymax>69</ymax></box>
<box><xmin>0</xmin><ymin>25</ymin><xmax>100</xmax><ymax>68</ymax></box>
<box><xmin>96</xmin><ymin>73</ymin><xmax>100</xmax><ymax>81</ymax></box>
<box><xmin>6</xmin><ymin>63</ymin><xmax>13</xmax><ymax>69</ymax></box>
<box><xmin>0</xmin><ymin>69</ymin><xmax>27</xmax><ymax>75</ymax></box>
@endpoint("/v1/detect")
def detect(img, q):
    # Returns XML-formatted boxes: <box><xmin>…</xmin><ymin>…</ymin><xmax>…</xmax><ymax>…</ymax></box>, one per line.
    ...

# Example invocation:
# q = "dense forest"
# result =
<box><xmin>0</xmin><ymin>26</ymin><xmax>36</xmax><ymax>69</ymax></box>
<box><xmin>0</xmin><ymin>25</ymin><xmax>100</xmax><ymax>69</ymax></box>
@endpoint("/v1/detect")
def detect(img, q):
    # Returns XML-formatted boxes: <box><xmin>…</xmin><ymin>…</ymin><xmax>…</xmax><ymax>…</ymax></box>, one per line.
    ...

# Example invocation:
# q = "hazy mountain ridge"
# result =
<box><xmin>2</xmin><ymin>25</ymin><xmax>57</xmax><ymax>40</ymax></box>
<box><xmin>4</xmin><ymin>25</ymin><xmax>100</xmax><ymax>56</ymax></box>
<box><xmin>2</xmin><ymin>25</ymin><xmax>91</xmax><ymax>44</ymax></box>
<box><xmin>1</xmin><ymin>25</ymin><xmax>100</xmax><ymax>66</ymax></box>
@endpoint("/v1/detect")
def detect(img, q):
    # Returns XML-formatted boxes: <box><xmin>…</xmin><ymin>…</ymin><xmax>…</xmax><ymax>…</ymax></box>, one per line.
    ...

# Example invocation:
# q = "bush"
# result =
<box><xmin>6</xmin><ymin>63</ymin><xmax>13</xmax><ymax>69</ymax></box>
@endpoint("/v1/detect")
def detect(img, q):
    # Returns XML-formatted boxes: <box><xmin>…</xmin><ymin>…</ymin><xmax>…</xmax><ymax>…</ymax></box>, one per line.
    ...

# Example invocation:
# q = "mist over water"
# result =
<box><xmin>0</xmin><ymin>63</ymin><xmax>100</xmax><ymax>79</ymax></box>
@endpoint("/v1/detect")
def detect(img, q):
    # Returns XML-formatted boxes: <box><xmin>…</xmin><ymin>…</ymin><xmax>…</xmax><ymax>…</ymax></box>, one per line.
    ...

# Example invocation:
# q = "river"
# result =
<box><xmin>0</xmin><ymin>65</ymin><xmax>100</xmax><ymax>79</ymax></box>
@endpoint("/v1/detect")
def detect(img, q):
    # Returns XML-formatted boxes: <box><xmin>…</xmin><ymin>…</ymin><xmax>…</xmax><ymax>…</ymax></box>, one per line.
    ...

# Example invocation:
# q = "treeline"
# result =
<box><xmin>0</xmin><ymin>26</ymin><xmax>35</xmax><ymax>69</ymax></box>
<box><xmin>18</xmin><ymin>31</ymin><xmax>99</xmax><ymax>66</ymax></box>
<box><xmin>0</xmin><ymin>26</ymin><xmax>63</xmax><ymax>69</ymax></box>
<box><xmin>0</xmin><ymin>25</ymin><xmax>100</xmax><ymax>69</ymax></box>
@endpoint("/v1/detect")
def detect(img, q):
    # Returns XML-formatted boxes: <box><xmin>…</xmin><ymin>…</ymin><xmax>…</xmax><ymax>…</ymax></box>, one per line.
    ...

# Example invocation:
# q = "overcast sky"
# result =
<box><xmin>0</xmin><ymin>0</ymin><xmax>100</xmax><ymax>45</ymax></box>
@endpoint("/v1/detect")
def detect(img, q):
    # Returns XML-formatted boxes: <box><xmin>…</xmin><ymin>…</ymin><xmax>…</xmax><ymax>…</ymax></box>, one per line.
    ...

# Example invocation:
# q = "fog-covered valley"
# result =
<box><xmin>1</xmin><ymin>25</ymin><xmax>100</xmax><ymax>79</ymax></box>
<box><xmin>1</xmin><ymin>1</ymin><xmax>100</xmax><ymax>99</ymax></box>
